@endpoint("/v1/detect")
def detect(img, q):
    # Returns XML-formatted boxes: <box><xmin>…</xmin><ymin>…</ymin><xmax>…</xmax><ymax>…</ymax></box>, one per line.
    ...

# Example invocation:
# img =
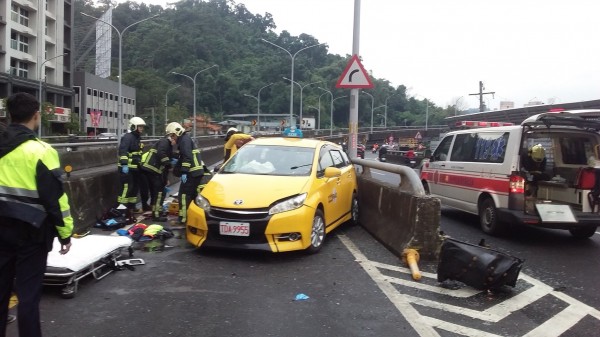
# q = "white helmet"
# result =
<box><xmin>226</xmin><ymin>127</ymin><xmax>238</xmax><ymax>136</ymax></box>
<box><xmin>166</xmin><ymin>122</ymin><xmax>185</xmax><ymax>136</ymax></box>
<box><xmin>129</xmin><ymin>116</ymin><xmax>146</xmax><ymax>131</ymax></box>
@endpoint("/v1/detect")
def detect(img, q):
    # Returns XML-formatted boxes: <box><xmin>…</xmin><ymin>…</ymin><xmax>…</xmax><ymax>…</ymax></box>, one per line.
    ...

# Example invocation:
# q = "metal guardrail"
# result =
<box><xmin>351</xmin><ymin>157</ymin><xmax>425</xmax><ymax>196</ymax></box>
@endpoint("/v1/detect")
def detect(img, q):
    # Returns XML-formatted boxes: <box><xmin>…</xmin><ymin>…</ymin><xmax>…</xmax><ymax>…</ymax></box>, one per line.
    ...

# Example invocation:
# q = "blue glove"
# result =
<box><xmin>181</xmin><ymin>174</ymin><xmax>187</xmax><ymax>184</ymax></box>
<box><xmin>121</xmin><ymin>165</ymin><xmax>129</xmax><ymax>174</ymax></box>
<box><xmin>170</xmin><ymin>158</ymin><xmax>178</xmax><ymax>166</ymax></box>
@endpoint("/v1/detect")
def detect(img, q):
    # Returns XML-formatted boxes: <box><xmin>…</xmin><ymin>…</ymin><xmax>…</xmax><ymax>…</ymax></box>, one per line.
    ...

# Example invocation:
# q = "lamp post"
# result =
<box><xmin>361</xmin><ymin>91</ymin><xmax>374</xmax><ymax>133</ymax></box>
<box><xmin>81</xmin><ymin>12</ymin><xmax>159</xmax><ymax>143</ymax></box>
<box><xmin>244</xmin><ymin>82</ymin><xmax>274</xmax><ymax>128</ymax></box>
<box><xmin>38</xmin><ymin>52</ymin><xmax>68</xmax><ymax>138</ymax></box>
<box><xmin>317</xmin><ymin>92</ymin><xmax>328</xmax><ymax>130</ymax></box>
<box><xmin>261</xmin><ymin>38</ymin><xmax>326</xmax><ymax>128</ymax></box>
<box><xmin>171</xmin><ymin>64</ymin><xmax>218</xmax><ymax>139</ymax></box>
<box><xmin>384</xmin><ymin>94</ymin><xmax>396</xmax><ymax>129</ymax></box>
<box><xmin>164</xmin><ymin>84</ymin><xmax>181</xmax><ymax>125</ymax></box>
<box><xmin>330</xmin><ymin>95</ymin><xmax>348</xmax><ymax>136</ymax></box>
<box><xmin>454</xmin><ymin>96</ymin><xmax>464</xmax><ymax>116</ymax></box>
<box><xmin>282</xmin><ymin>77</ymin><xmax>322</xmax><ymax>128</ymax></box>
<box><xmin>374</xmin><ymin>105</ymin><xmax>386</xmax><ymax>127</ymax></box>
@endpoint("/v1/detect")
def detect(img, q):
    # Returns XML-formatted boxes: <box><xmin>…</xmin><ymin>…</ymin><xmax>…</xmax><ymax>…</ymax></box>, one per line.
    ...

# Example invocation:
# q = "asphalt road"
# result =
<box><xmin>6</xmin><ymin>150</ymin><xmax>600</xmax><ymax>337</ymax></box>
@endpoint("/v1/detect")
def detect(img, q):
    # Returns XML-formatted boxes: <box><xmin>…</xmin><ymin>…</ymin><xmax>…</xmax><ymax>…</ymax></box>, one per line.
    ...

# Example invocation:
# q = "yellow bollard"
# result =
<box><xmin>402</xmin><ymin>248</ymin><xmax>422</xmax><ymax>281</ymax></box>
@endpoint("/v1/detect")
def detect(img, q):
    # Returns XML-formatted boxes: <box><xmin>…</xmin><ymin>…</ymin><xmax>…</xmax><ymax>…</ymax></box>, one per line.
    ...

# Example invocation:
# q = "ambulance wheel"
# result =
<box><xmin>306</xmin><ymin>209</ymin><xmax>325</xmax><ymax>254</ymax></box>
<box><xmin>569</xmin><ymin>226</ymin><xmax>596</xmax><ymax>239</ymax></box>
<box><xmin>479</xmin><ymin>197</ymin><xmax>504</xmax><ymax>235</ymax></box>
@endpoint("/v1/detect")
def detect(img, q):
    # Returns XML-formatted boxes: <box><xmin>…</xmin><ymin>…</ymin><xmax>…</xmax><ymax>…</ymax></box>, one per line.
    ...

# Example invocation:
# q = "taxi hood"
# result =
<box><xmin>201</xmin><ymin>173</ymin><xmax>310</xmax><ymax>209</ymax></box>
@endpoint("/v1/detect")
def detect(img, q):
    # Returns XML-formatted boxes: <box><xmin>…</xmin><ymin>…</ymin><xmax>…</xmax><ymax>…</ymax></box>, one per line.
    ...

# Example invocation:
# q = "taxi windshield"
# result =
<box><xmin>221</xmin><ymin>144</ymin><xmax>314</xmax><ymax>176</ymax></box>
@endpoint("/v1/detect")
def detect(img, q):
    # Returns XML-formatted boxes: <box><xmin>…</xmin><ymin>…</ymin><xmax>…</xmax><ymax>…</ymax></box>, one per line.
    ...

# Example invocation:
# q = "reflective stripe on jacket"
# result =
<box><xmin>0</xmin><ymin>126</ymin><xmax>73</xmax><ymax>242</ymax></box>
<box><xmin>177</xmin><ymin>133</ymin><xmax>205</xmax><ymax>177</ymax></box>
<box><xmin>141</xmin><ymin>137</ymin><xmax>173</xmax><ymax>174</ymax></box>
<box><xmin>118</xmin><ymin>131</ymin><xmax>143</xmax><ymax>169</ymax></box>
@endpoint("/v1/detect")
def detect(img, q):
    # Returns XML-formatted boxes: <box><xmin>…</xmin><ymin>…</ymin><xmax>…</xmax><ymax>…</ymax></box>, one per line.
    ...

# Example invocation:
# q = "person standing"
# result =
<box><xmin>140</xmin><ymin>123</ymin><xmax>180</xmax><ymax>222</ymax></box>
<box><xmin>0</xmin><ymin>92</ymin><xmax>73</xmax><ymax>337</ymax></box>
<box><xmin>117</xmin><ymin>116</ymin><xmax>146</xmax><ymax>219</ymax></box>
<box><xmin>223</xmin><ymin>127</ymin><xmax>253</xmax><ymax>162</ymax></box>
<box><xmin>174</xmin><ymin>124</ymin><xmax>209</xmax><ymax>224</ymax></box>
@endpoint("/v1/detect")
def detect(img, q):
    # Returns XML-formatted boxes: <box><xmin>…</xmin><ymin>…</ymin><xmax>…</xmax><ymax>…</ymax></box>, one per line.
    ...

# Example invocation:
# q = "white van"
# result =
<box><xmin>421</xmin><ymin>111</ymin><xmax>600</xmax><ymax>238</ymax></box>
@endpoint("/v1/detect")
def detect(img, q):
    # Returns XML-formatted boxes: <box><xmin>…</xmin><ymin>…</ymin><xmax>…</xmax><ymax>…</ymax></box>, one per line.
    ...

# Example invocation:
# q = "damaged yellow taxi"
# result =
<box><xmin>186</xmin><ymin>136</ymin><xmax>359</xmax><ymax>253</ymax></box>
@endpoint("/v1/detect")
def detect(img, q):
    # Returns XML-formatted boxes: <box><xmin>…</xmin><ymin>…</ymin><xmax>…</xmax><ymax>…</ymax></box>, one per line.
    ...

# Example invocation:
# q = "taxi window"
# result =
<box><xmin>318</xmin><ymin>148</ymin><xmax>335</xmax><ymax>173</ymax></box>
<box><xmin>432</xmin><ymin>135</ymin><xmax>453</xmax><ymax>161</ymax></box>
<box><xmin>330</xmin><ymin>150</ymin><xmax>346</xmax><ymax>168</ymax></box>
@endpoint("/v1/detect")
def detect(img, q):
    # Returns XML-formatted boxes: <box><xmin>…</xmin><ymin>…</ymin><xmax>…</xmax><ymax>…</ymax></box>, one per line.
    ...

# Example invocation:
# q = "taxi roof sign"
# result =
<box><xmin>283</xmin><ymin>126</ymin><xmax>303</xmax><ymax>138</ymax></box>
<box><xmin>336</xmin><ymin>54</ymin><xmax>374</xmax><ymax>89</ymax></box>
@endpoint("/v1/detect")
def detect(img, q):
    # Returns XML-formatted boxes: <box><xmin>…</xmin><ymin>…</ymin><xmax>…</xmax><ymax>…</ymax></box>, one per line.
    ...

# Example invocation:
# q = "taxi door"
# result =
<box><xmin>316</xmin><ymin>146</ymin><xmax>345</xmax><ymax>226</ymax></box>
<box><xmin>331</xmin><ymin>148</ymin><xmax>355</xmax><ymax>222</ymax></box>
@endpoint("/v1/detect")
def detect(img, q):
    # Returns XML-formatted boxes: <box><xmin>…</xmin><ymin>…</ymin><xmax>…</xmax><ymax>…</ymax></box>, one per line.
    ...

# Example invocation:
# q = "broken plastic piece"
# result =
<box><xmin>294</xmin><ymin>293</ymin><xmax>309</xmax><ymax>301</ymax></box>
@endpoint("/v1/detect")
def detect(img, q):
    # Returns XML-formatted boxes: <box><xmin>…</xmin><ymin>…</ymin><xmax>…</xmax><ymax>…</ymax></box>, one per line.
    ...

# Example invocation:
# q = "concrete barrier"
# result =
<box><xmin>352</xmin><ymin>158</ymin><xmax>443</xmax><ymax>260</ymax></box>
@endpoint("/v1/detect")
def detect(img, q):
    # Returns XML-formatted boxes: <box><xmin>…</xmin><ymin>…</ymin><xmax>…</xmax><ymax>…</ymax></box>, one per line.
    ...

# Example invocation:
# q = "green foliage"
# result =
<box><xmin>76</xmin><ymin>0</ymin><xmax>454</xmax><ymax>128</ymax></box>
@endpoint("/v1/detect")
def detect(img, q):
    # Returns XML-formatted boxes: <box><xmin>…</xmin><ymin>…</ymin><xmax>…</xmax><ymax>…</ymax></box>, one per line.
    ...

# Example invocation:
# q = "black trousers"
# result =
<box><xmin>117</xmin><ymin>169</ymin><xmax>141</xmax><ymax>208</ymax></box>
<box><xmin>178</xmin><ymin>175</ymin><xmax>202</xmax><ymax>223</ymax></box>
<box><xmin>143</xmin><ymin>171</ymin><xmax>167</xmax><ymax>218</ymax></box>
<box><xmin>0</xmin><ymin>223</ymin><xmax>48</xmax><ymax>337</ymax></box>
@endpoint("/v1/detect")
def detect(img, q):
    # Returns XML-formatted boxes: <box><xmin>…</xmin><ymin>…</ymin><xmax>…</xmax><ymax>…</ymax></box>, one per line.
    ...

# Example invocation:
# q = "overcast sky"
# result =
<box><xmin>120</xmin><ymin>0</ymin><xmax>600</xmax><ymax>110</ymax></box>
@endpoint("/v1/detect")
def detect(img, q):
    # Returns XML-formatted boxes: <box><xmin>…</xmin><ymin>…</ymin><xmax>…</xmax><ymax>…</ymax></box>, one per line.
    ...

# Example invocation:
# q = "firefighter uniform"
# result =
<box><xmin>176</xmin><ymin>132</ymin><xmax>211</xmax><ymax>224</ymax></box>
<box><xmin>141</xmin><ymin>137</ymin><xmax>173</xmax><ymax>219</ymax></box>
<box><xmin>0</xmin><ymin>124</ymin><xmax>73</xmax><ymax>337</ymax></box>
<box><xmin>117</xmin><ymin>130</ymin><xmax>143</xmax><ymax>209</ymax></box>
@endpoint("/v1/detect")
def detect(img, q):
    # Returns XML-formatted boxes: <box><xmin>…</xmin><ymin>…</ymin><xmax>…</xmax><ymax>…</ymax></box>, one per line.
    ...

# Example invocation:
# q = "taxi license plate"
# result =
<box><xmin>219</xmin><ymin>222</ymin><xmax>250</xmax><ymax>236</ymax></box>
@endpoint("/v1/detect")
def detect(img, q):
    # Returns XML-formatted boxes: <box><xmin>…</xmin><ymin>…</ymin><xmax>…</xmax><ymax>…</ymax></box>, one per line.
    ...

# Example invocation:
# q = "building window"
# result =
<box><xmin>10</xmin><ymin>5</ymin><xmax>28</xmax><ymax>27</ymax></box>
<box><xmin>93</xmin><ymin>89</ymin><xmax>98</xmax><ymax>97</ymax></box>
<box><xmin>10</xmin><ymin>59</ymin><xmax>29</xmax><ymax>78</ymax></box>
<box><xmin>10</xmin><ymin>32</ymin><xmax>29</xmax><ymax>54</ymax></box>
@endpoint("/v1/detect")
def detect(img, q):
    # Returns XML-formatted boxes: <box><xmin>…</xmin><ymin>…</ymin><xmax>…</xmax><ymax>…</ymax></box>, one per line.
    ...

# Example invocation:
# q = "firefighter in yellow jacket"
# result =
<box><xmin>0</xmin><ymin>93</ymin><xmax>73</xmax><ymax>337</ymax></box>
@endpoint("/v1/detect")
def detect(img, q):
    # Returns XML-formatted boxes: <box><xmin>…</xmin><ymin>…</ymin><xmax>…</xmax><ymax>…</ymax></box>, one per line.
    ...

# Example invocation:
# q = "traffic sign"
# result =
<box><xmin>336</xmin><ymin>54</ymin><xmax>374</xmax><ymax>89</ymax></box>
<box><xmin>415</xmin><ymin>132</ymin><xmax>422</xmax><ymax>140</ymax></box>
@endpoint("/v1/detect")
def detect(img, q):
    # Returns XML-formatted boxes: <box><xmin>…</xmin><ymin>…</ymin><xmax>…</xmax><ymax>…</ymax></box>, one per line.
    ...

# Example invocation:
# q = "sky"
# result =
<box><xmin>117</xmin><ymin>0</ymin><xmax>600</xmax><ymax>111</ymax></box>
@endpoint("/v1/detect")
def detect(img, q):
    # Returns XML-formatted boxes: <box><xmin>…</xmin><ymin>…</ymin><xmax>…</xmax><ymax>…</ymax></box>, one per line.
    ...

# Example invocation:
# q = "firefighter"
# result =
<box><xmin>223</xmin><ymin>127</ymin><xmax>254</xmax><ymax>162</ymax></box>
<box><xmin>117</xmin><ymin>116</ymin><xmax>146</xmax><ymax>219</ymax></box>
<box><xmin>174</xmin><ymin>123</ymin><xmax>211</xmax><ymax>224</ymax></box>
<box><xmin>140</xmin><ymin>123</ymin><xmax>180</xmax><ymax>222</ymax></box>
<box><xmin>0</xmin><ymin>93</ymin><xmax>73</xmax><ymax>337</ymax></box>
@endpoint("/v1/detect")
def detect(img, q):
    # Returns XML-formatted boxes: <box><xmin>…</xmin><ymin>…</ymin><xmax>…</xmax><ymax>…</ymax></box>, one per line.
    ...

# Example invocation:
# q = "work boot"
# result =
<box><xmin>142</xmin><ymin>204</ymin><xmax>152</xmax><ymax>212</ymax></box>
<box><xmin>133</xmin><ymin>208</ymin><xmax>143</xmax><ymax>214</ymax></box>
<box><xmin>7</xmin><ymin>315</ymin><xmax>16</xmax><ymax>324</ymax></box>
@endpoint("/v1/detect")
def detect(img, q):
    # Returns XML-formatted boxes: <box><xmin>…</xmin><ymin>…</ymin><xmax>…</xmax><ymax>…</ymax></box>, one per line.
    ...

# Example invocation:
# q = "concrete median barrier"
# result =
<box><xmin>353</xmin><ymin>158</ymin><xmax>443</xmax><ymax>260</ymax></box>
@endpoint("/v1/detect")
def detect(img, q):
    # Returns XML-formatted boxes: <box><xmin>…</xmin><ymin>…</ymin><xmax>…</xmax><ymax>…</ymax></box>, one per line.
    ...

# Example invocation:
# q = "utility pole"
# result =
<box><xmin>469</xmin><ymin>81</ymin><xmax>495</xmax><ymax>112</ymax></box>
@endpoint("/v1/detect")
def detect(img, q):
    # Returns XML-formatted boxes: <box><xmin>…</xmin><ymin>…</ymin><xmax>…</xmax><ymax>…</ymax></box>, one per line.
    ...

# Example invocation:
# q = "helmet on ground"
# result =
<box><xmin>226</xmin><ymin>127</ymin><xmax>238</xmax><ymax>136</ymax></box>
<box><xmin>529</xmin><ymin>144</ymin><xmax>545</xmax><ymax>162</ymax></box>
<box><xmin>166</xmin><ymin>122</ymin><xmax>185</xmax><ymax>136</ymax></box>
<box><xmin>129</xmin><ymin>116</ymin><xmax>146</xmax><ymax>131</ymax></box>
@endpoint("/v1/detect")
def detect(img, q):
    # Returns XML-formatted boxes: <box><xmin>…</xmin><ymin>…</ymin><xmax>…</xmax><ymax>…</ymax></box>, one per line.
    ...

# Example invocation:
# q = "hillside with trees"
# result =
<box><xmin>75</xmin><ymin>0</ymin><xmax>452</xmax><ymax>132</ymax></box>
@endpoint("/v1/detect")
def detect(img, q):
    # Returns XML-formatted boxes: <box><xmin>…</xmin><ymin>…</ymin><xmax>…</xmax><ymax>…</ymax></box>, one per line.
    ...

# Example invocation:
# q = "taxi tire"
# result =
<box><xmin>479</xmin><ymin>197</ymin><xmax>504</xmax><ymax>236</ymax></box>
<box><xmin>350</xmin><ymin>193</ymin><xmax>360</xmax><ymax>226</ymax></box>
<box><xmin>307</xmin><ymin>209</ymin><xmax>326</xmax><ymax>254</ymax></box>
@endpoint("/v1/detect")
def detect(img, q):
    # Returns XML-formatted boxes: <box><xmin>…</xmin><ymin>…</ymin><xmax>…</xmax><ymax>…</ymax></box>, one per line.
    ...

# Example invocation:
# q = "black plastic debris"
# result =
<box><xmin>437</xmin><ymin>238</ymin><xmax>524</xmax><ymax>290</ymax></box>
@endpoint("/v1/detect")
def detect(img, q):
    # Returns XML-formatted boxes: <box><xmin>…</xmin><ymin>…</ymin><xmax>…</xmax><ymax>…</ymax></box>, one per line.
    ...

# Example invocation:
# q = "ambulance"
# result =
<box><xmin>420</xmin><ymin>110</ymin><xmax>600</xmax><ymax>238</ymax></box>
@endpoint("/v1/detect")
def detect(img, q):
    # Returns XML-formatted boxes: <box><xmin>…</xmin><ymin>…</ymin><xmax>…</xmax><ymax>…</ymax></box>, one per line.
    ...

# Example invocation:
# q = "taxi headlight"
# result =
<box><xmin>269</xmin><ymin>193</ymin><xmax>307</xmax><ymax>215</ymax></box>
<box><xmin>195</xmin><ymin>194</ymin><xmax>211</xmax><ymax>212</ymax></box>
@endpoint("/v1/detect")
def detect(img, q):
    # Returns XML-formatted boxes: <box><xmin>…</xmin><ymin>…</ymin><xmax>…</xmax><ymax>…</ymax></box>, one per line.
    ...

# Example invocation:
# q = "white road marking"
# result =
<box><xmin>338</xmin><ymin>234</ymin><xmax>600</xmax><ymax>337</ymax></box>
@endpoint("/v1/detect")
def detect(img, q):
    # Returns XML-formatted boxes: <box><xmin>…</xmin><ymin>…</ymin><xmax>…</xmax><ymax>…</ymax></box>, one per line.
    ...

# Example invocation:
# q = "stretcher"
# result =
<box><xmin>44</xmin><ymin>235</ymin><xmax>144</xmax><ymax>298</ymax></box>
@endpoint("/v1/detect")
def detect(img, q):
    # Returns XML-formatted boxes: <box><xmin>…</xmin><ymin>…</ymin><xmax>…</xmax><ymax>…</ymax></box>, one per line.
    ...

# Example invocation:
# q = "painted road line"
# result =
<box><xmin>338</xmin><ymin>234</ymin><xmax>600</xmax><ymax>337</ymax></box>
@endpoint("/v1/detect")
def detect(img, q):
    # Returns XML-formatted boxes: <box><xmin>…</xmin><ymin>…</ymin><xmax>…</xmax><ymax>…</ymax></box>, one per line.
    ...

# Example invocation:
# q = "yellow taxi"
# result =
<box><xmin>186</xmin><ymin>136</ymin><xmax>359</xmax><ymax>253</ymax></box>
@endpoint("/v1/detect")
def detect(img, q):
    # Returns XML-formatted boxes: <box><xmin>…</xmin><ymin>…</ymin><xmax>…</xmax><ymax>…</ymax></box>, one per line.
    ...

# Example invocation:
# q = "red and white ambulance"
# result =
<box><xmin>421</xmin><ymin>110</ymin><xmax>600</xmax><ymax>238</ymax></box>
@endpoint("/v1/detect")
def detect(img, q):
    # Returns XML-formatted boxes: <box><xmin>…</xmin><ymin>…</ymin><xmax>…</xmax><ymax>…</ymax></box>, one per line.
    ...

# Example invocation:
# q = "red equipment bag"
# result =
<box><xmin>576</xmin><ymin>167</ymin><xmax>596</xmax><ymax>190</ymax></box>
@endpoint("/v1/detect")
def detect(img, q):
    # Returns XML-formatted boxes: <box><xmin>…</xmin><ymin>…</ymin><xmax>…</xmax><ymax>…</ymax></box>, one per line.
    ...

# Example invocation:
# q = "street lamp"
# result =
<box><xmin>384</xmin><ymin>94</ymin><xmax>396</xmax><ymax>129</ymax></box>
<box><xmin>454</xmin><ymin>96</ymin><xmax>464</xmax><ymax>116</ymax></box>
<box><xmin>261</xmin><ymin>38</ymin><xmax>326</xmax><ymax>128</ymax></box>
<box><xmin>318</xmin><ymin>87</ymin><xmax>347</xmax><ymax>136</ymax></box>
<box><xmin>374</xmin><ymin>105</ymin><xmax>386</xmax><ymax>127</ymax></box>
<box><xmin>164</xmin><ymin>84</ymin><xmax>181</xmax><ymax>124</ymax></box>
<box><xmin>317</xmin><ymin>92</ymin><xmax>328</xmax><ymax>130</ymax></box>
<box><xmin>282</xmin><ymin>77</ymin><xmax>322</xmax><ymax>127</ymax></box>
<box><xmin>38</xmin><ymin>52</ymin><xmax>68</xmax><ymax>138</ymax></box>
<box><xmin>244</xmin><ymin>82</ymin><xmax>274</xmax><ymax>128</ymax></box>
<box><xmin>81</xmin><ymin>12</ymin><xmax>159</xmax><ymax>143</ymax></box>
<box><xmin>170</xmin><ymin>64</ymin><xmax>218</xmax><ymax>139</ymax></box>
<box><xmin>361</xmin><ymin>91</ymin><xmax>375</xmax><ymax>133</ymax></box>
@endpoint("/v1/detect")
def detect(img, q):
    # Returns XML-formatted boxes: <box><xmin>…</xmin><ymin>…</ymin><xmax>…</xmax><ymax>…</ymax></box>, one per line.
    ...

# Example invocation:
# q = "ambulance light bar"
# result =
<box><xmin>455</xmin><ymin>121</ymin><xmax>514</xmax><ymax>128</ymax></box>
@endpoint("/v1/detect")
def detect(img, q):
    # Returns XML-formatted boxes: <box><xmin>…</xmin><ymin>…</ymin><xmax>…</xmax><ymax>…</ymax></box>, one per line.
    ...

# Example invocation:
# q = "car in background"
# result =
<box><xmin>97</xmin><ymin>132</ymin><xmax>117</xmax><ymax>140</ymax></box>
<box><xmin>186</xmin><ymin>137</ymin><xmax>359</xmax><ymax>253</ymax></box>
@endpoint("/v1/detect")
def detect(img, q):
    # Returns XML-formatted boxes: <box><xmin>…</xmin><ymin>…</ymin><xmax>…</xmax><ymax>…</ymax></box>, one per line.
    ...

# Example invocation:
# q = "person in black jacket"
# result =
<box><xmin>0</xmin><ymin>93</ymin><xmax>73</xmax><ymax>337</ymax></box>
<box><xmin>173</xmin><ymin>124</ymin><xmax>209</xmax><ymax>224</ymax></box>
<box><xmin>140</xmin><ymin>123</ymin><xmax>179</xmax><ymax>221</ymax></box>
<box><xmin>117</xmin><ymin>116</ymin><xmax>146</xmax><ymax>219</ymax></box>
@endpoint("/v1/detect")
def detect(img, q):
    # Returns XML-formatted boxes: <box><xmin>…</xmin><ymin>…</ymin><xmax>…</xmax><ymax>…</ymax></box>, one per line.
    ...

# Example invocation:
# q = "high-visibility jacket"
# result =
<box><xmin>0</xmin><ymin>124</ymin><xmax>73</xmax><ymax>246</ymax></box>
<box><xmin>141</xmin><ymin>137</ymin><xmax>173</xmax><ymax>175</ymax></box>
<box><xmin>118</xmin><ymin>131</ymin><xmax>143</xmax><ymax>170</ymax></box>
<box><xmin>223</xmin><ymin>133</ymin><xmax>253</xmax><ymax>162</ymax></box>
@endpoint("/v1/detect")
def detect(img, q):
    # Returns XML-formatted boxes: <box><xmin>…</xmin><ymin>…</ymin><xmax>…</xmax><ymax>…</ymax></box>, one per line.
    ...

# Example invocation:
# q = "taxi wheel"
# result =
<box><xmin>307</xmin><ymin>209</ymin><xmax>326</xmax><ymax>254</ymax></box>
<box><xmin>350</xmin><ymin>193</ymin><xmax>360</xmax><ymax>225</ymax></box>
<box><xmin>479</xmin><ymin>197</ymin><xmax>504</xmax><ymax>235</ymax></box>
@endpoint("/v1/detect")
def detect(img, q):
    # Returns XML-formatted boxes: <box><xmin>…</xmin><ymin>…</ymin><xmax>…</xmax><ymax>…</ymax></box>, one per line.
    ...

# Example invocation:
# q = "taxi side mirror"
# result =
<box><xmin>324</xmin><ymin>167</ymin><xmax>342</xmax><ymax>178</ymax></box>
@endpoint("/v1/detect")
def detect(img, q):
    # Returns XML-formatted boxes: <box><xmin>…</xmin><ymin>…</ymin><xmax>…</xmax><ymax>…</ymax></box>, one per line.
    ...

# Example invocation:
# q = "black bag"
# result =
<box><xmin>437</xmin><ymin>238</ymin><xmax>524</xmax><ymax>290</ymax></box>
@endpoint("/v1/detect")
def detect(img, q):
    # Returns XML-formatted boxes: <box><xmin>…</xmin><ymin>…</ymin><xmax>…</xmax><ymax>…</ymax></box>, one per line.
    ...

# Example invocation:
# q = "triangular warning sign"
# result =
<box><xmin>336</xmin><ymin>54</ymin><xmax>374</xmax><ymax>89</ymax></box>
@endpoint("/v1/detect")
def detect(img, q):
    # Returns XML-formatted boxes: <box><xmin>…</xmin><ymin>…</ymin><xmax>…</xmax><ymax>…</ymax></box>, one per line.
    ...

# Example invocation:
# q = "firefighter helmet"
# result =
<box><xmin>529</xmin><ymin>144</ymin><xmax>546</xmax><ymax>162</ymax></box>
<box><xmin>129</xmin><ymin>116</ymin><xmax>146</xmax><ymax>131</ymax></box>
<box><xmin>166</xmin><ymin>122</ymin><xmax>185</xmax><ymax>136</ymax></box>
